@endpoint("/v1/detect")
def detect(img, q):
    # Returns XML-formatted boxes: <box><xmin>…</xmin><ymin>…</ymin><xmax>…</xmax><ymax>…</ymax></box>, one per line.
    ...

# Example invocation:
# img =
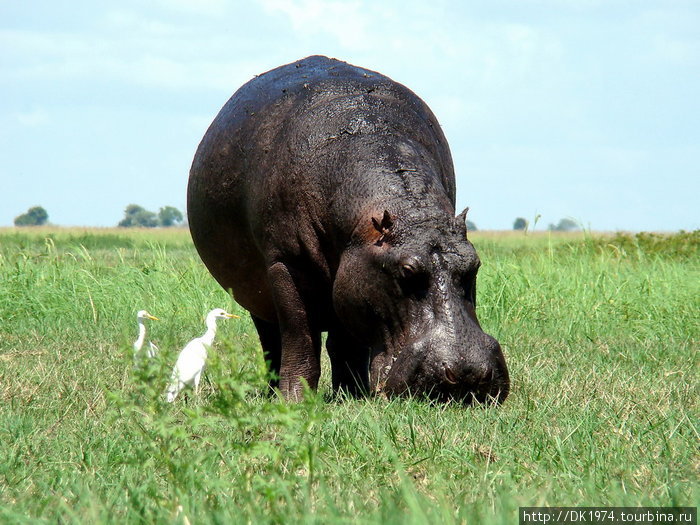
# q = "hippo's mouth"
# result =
<box><xmin>370</xmin><ymin>343</ymin><xmax>509</xmax><ymax>405</ymax></box>
<box><xmin>369</xmin><ymin>347</ymin><xmax>399</xmax><ymax>394</ymax></box>
<box><xmin>369</xmin><ymin>343</ymin><xmax>419</xmax><ymax>396</ymax></box>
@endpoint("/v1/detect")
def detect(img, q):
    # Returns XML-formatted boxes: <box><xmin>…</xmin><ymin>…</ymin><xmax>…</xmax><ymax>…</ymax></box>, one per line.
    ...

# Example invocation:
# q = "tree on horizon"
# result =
<box><xmin>548</xmin><ymin>218</ymin><xmax>580</xmax><ymax>232</ymax></box>
<box><xmin>14</xmin><ymin>206</ymin><xmax>49</xmax><ymax>226</ymax></box>
<box><xmin>118</xmin><ymin>204</ymin><xmax>158</xmax><ymax>228</ymax></box>
<box><xmin>513</xmin><ymin>217</ymin><xmax>528</xmax><ymax>230</ymax></box>
<box><xmin>158</xmin><ymin>206</ymin><xmax>184</xmax><ymax>227</ymax></box>
<box><xmin>118</xmin><ymin>204</ymin><xmax>185</xmax><ymax>227</ymax></box>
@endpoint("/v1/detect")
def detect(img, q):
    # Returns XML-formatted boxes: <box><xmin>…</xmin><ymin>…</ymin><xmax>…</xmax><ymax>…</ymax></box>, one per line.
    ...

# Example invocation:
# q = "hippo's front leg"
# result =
<box><xmin>267</xmin><ymin>262</ymin><xmax>322</xmax><ymax>400</ymax></box>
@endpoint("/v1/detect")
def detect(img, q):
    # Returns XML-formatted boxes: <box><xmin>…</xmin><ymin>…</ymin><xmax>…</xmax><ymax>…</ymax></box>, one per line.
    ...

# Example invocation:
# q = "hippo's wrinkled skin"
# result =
<box><xmin>187</xmin><ymin>56</ymin><xmax>509</xmax><ymax>403</ymax></box>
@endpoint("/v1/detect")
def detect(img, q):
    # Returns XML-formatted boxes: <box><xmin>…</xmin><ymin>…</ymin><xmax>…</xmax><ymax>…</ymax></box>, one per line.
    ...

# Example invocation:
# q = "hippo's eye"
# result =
<box><xmin>400</xmin><ymin>263</ymin><xmax>416</xmax><ymax>278</ymax></box>
<box><xmin>399</xmin><ymin>263</ymin><xmax>429</xmax><ymax>299</ymax></box>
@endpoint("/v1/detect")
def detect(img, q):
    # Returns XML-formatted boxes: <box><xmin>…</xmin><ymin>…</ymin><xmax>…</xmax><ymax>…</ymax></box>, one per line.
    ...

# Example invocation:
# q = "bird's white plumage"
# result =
<box><xmin>133</xmin><ymin>310</ymin><xmax>159</xmax><ymax>359</ymax></box>
<box><xmin>146</xmin><ymin>341</ymin><xmax>159</xmax><ymax>359</ymax></box>
<box><xmin>165</xmin><ymin>308</ymin><xmax>239</xmax><ymax>402</ymax></box>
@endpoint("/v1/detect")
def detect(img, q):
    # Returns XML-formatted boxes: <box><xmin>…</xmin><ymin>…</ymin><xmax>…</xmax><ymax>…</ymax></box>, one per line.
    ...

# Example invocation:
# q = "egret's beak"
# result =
<box><xmin>148</xmin><ymin>315</ymin><xmax>159</xmax><ymax>321</ymax></box>
<box><xmin>226</xmin><ymin>313</ymin><xmax>240</xmax><ymax>319</ymax></box>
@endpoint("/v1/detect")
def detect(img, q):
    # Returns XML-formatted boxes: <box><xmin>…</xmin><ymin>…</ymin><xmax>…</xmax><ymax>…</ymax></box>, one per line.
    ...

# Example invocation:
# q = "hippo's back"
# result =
<box><xmin>189</xmin><ymin>55</ymin><xmax>452</xmax><ymax>213</ymax></box>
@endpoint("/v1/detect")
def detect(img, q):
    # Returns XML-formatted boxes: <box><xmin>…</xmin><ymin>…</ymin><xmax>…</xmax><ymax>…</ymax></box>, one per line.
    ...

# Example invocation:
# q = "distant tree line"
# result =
<box><xmin>14</xmin><ymin>206</ymin><xmax>49</xmax><ymax>226</ymax></box>
<box><xmin>547</xmin><ymin>218</ymin><xmax>579</xmax><ymax>232</ymax></box>
<box><xmin>11</xmin><ymin>204</ymin><xmax>581</xmax><ymax>232</ymax></box>
<box><xmin>118</xmin><ymin>205</ymin><xmax>184</xmax><ymax>228</ymax></box>
<box><xmin>512</xmin><ymin>216</ymin><xmax>580</xmax><ymax>232</ymax></box>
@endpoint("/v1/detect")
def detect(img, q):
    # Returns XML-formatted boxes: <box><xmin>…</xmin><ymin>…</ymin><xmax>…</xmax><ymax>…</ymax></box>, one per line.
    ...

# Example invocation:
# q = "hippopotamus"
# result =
<box><xmin>187</xmin><ymin>55</ymin><xmax>509</xmax><ymax>403</ymax></box>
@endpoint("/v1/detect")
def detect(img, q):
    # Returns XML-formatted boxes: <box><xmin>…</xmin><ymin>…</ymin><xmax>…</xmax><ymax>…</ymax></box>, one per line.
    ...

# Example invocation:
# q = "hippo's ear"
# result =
<box><xmin>456</xmin><ymin>207</ymin><xmax>470</xmax><ymax>237</ymax></box>
<box><xmin>372</xmin><ymin>210</ymin><xmax>393</xmax><ymax>234</ymax></box>
<box><xmin>371</xmin><ymin>210</ymin><xmax>394</xmax><ymax>245</ymax></box>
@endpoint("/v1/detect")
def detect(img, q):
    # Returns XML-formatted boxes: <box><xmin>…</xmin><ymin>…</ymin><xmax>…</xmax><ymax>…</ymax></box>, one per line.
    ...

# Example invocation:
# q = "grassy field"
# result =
<box><xmin>0</xmin><ymin>227</ymin><xmax>697</xmax><ymax>523</ymax></box>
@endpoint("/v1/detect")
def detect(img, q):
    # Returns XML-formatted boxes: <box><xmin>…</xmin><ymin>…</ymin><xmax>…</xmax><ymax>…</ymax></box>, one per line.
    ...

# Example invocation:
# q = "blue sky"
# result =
<box><xmin>1</xmin><ymin>0</ymin><xmax>698</xmax><ymax>231</ymax></box>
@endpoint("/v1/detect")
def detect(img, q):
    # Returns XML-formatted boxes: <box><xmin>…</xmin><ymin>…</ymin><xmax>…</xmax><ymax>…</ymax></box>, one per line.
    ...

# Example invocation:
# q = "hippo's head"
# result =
<box><xmin>333</xmin><ymin>208</ymin><xmax>509</xmax><ymax>404</ymax></box>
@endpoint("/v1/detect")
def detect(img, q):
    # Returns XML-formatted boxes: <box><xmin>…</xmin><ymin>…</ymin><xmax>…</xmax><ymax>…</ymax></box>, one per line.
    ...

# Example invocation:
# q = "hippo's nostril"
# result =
<box><xmin>444</xmin><ymin>366</ymin><xmax>458</xmax><ymax>385</ymax></box>
<box><xmin>479</xmin><ymin>366</ymin><xmax>495</xmax><ymax>385</ymax></box>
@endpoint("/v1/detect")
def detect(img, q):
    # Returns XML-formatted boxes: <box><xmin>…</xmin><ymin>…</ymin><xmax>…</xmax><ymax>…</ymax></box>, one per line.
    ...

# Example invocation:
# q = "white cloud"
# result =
<box><xmin>0</xmin><ymin>24</ymin><xmax>263</xmax><ymax>93</ymax></box>
<box><xmin>152</xmin><ymin>0</ymin><xmax>228</xmax><ymax>16</ymax></box>
<box><xmin>104</xmin><ymin>10</ymin><xmax>185</xmax><ymax>36</ymax></box>
<box><xmin>259</xmin><ymin>0</ymin><xmax>376</xmax><ymax>50</ymax></box>
<box><xmin>16</xmin><ymin>108</ymin><xmax>50</xmax><ymax>127</ymax></box>
<box><xmin>650</xmin><ymin>34</ymin><xmax>699</xmax><ymax>65</ymax></box>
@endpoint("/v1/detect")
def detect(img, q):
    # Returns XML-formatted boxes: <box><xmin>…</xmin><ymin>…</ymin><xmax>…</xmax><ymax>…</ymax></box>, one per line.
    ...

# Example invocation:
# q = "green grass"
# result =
<box><xmin>0</xmin><ymin>227</ymin><xmax>697</xmax><ymax>523</ymax></box>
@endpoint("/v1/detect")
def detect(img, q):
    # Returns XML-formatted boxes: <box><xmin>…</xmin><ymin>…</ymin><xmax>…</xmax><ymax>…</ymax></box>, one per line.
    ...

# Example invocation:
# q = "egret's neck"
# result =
<box><xmin>134</xmin><ymin>320</ymin><xmax>147</xmax><ymax>350</ymax></box>
<box><xmin>200</xmin><ymin>317</ymin><xmax>219</xmax><ymax>347</ymax></box>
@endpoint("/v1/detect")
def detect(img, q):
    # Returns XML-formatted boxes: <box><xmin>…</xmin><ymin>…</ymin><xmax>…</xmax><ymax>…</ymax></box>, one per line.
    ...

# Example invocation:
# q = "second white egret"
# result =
<box><xmin>133</xmin><ymin>310</ymin><xmax>159</xmax><ymax>360</ymax></box>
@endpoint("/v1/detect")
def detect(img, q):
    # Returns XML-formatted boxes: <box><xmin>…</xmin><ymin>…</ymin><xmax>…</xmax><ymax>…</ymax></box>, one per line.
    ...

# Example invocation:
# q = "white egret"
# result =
<box><xmin>165</xmin><ymin>308</ymin><xmax>239</xmax><ymax>402</ymax></box>
<box><xmin>133</xmin><ymin>310</ymin><xmax>160</xmax><ymax>359</ymax></box>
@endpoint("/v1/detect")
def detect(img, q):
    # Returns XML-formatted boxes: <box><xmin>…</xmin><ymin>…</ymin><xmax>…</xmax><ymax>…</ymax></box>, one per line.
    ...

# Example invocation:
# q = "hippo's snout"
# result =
<box><xmin>382</xmin><ymin>332</ymin><xmax>509</xmax><ymax>404</ymax></box>
<box><xmin>441</xmin><ymin>336</ymin><xmax>509</xmax><ymax>404</ymax></box>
